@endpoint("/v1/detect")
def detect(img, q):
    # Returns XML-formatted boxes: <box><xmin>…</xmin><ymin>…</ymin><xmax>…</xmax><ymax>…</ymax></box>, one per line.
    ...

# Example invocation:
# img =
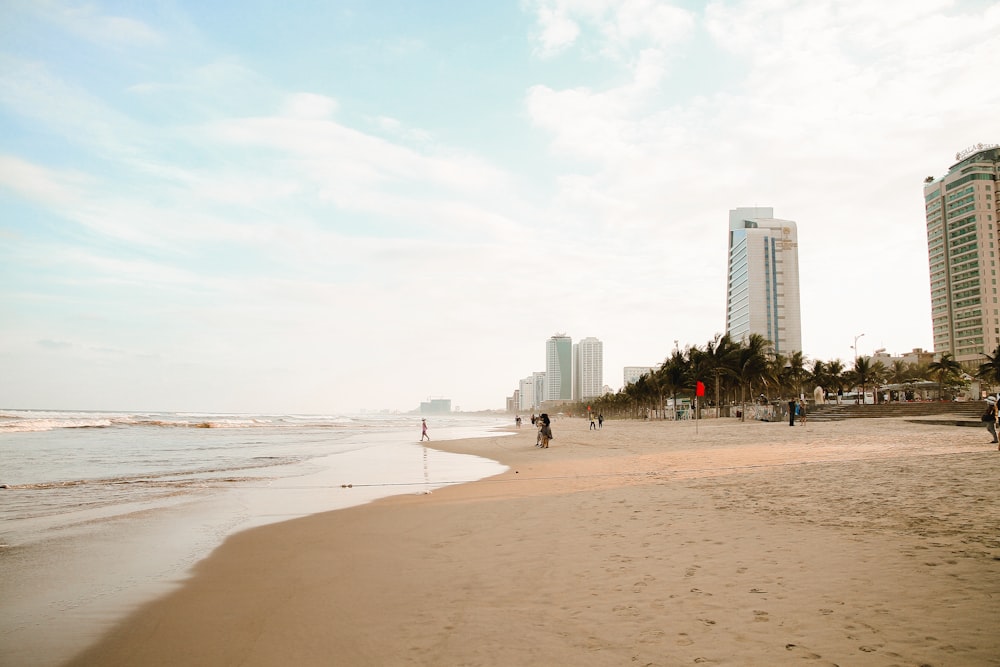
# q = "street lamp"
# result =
<box><xmin>852</xmin><ymin>333</ymin><xmax>865</xmax><ymax>404</ymax></box>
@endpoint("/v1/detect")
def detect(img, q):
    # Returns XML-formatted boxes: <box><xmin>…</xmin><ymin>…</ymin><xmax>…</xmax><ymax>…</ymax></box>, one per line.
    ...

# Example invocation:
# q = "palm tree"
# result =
<box><xmin>976</xmin><ymin>346</ymin><xmax>1000</xmax><ymax>396</ymax></box>
<box><xmin>786</xmin><ymin>351</ymin><xmax>808</xmax><ymax>399</ymax></box>
<box><xmin>733</xmin><ymin>334</ymin><xmax>771</xmax><ymax>421</ymax></box>
<box><xmin>658</xmin><ymin>350</ymin><xmax>690</xmax><ymax>419</ymax></box>
<box><xmin>928</xmin><ymin>352</ymin><xmax>962</xmax><ymax>400</ymax></box>
<box><xmin>827</xmin><ymin>359</ymin><xmax>846</xmax><ymax>402</ymax></box>
<box><xmin>852</xmin><ymin>356</ymin><xmax>874</xmax><ymax>405</ymax></box>
<box><xmin>889</xmin><ymin>359</ymin><xmax>910</xmax><ymax>401</ymax></box>
<box><xmin>810</xmin><ymin>360</ymin><xmax>828</xmax><ymax>401</ymax></box>
<box><xmin>702</xmin><ymin>333</ymin><xmax>738</xmax><ymax>415</ymax></box>
<box><xmin>765</xmin><ymin>352</ymin><xmax>788</xmax><ymax>399</ymax></box>
<box><xmin>869</xmin><ymin>360</ymin><xmax>888</xmax><ymax>403</ymax></box>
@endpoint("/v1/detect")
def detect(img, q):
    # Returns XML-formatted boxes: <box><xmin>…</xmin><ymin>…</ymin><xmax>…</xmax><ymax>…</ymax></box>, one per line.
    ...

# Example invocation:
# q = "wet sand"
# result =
<box><xmin>65</xmin><ymin>416</ymin><xmax>1000</xmax><ymax>666</ymax></box>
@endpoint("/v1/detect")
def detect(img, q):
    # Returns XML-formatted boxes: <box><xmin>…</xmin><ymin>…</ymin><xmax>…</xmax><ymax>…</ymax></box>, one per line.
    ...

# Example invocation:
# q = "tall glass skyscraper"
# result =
<box><xmin>924</xmin><ymin>144</ymin><xmax>1000</xmax><ymax>366</ymax></box>
<box><xmin>545</xmin><ymin>333</ymin><xmax>573</xmax><ymax>401</ymax></box>
<box><xmin>726</xmin><ymin>207</ymin><xmax>802</xmax><ymax>355</ymax></box>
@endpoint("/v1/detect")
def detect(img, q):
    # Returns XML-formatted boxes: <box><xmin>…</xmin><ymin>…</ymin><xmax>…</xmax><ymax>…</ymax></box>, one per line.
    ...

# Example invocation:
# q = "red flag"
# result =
<box><xmin>696</xmin><ymin>381</ymin><xmax>705</xmax><ymax>397</ymax></box>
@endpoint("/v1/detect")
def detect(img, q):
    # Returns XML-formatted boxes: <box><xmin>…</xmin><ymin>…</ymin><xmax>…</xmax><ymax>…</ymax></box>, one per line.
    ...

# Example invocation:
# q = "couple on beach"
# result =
<box><xmin>534</xmin><ymin>413</ymin><xmax>552</xmax><ymax>448</ymax></box>
<box><xmin>788</xmin><ymin>398</ymin><xmax>806</xmax><ymax>426</ymax></box>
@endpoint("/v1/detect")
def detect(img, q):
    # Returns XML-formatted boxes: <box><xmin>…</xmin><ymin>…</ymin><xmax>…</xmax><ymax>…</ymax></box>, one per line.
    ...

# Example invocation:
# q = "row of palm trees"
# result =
<box><xmin>573</xmin><ymin>334</ymin><xmax>1000</xmax><ymax>420</ymax></box>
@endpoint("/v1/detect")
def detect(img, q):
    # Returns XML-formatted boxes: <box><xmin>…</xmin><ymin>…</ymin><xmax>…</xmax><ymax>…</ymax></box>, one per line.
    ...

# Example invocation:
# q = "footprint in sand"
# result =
<box><xmin>784</xmin><ymin>643</ymin><xmax>822</xmax><ymax>660</ymax></box>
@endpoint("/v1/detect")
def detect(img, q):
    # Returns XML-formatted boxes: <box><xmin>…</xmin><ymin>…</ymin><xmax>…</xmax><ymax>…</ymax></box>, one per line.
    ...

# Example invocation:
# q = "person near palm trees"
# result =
<box><xmin>984</xmin><ymin>396</ymin><xmax>999</xmax><ymax>445</ymax></box>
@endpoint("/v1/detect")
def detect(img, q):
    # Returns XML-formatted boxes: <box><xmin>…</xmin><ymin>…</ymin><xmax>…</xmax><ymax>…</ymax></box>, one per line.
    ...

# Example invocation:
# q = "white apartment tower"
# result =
<box><xmin>518</xmin><ymin>376</ymin><xmax>536</xmax><ymax>412</ymax></box>
<box><xmin>924</xmin><ymin>144</ymin><xmax>1000</xmax><ymax>366</ymax></box>
<box><xmin>726</xmin><ymin>207</ymin><xmax>802</xmax><ymax>355</ymax></box>
<box><xmin>573</xmin><ymin>337</ymin><xmax>604</xmax><ymax>400</ymax></box>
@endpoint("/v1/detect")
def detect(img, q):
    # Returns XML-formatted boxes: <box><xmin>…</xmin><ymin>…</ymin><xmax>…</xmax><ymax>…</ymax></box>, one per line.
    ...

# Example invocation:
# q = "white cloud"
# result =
<box><xmin>519</xmin><ymin>0</ymin><xmax>1000</xmax><ymax>367</ymax></box>
<box><xmin>282</xmin><ymin>93</ymin><xmax>339</xmax><ymax>119</ymax></box>
<box><xmin>3</xmin><ymin>0</ymin><xmax>999</xmax><ymax>412</ymax></box>
<box><xmin>528</xmin><ymin>0</ymin><xmax>696</xmax><ymax>57</ymax></box>
<box><xmin>38</xmin><ymin>0</ymin><xmax>165</xmax><ymax>48</ymax></box>
<box><xmin>532</xmin><ymin>2</ymin><xmax>582</xmax><ymax>55</ymax></box>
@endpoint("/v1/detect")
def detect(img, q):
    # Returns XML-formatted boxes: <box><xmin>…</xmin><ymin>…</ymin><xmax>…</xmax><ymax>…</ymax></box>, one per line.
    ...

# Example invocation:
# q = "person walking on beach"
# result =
<box><xmin>537</xmin><ymin>413</ymin><xmax>552</xmax><ymax>448</ymax></box>
<box><xmin>421</xmin><ymin>419</ymin><xmax>430</xmax><ymax>441</ymax></box>
<box><xmin>598</xmin><ymin>413</ymin><xmax>604</xmax><ymax>428</ymax></box>
<box><xmin>589</xmin><ymin>412</ymin><xmax>596</xmax><ymax>430</ymax></box>
<box><xmin>797</xmin><ymin>399</ymin><xmax>807</xmax><ymax>425</ymax></box>
<box><xmin>984</xmin><ymin>396</ymin><xmax>998</xmax><ymax>445</ymax></box>
<box><xmin>788</xmin><ymin>399</ymin><xmax>796</xmax><ymax>426</ymax></box>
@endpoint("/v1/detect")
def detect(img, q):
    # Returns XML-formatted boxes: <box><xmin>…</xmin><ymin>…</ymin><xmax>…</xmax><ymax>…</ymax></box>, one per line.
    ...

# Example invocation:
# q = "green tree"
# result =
<box><xmin>976</xmin><ymin>346</ymin><xmax>1000</xmax><ymax>395</ymax></box>
<box><xmin>928</xmin><ymin>353</ymin><xmax>962</xmax><ymax>400</ymax></box>
<box><xmin>786</xmin><ymin>350</ymin><xmax>808</xmax><ymax>399</ymax></box>
<box><xmin>852</xmin><ymin>356</ymin><xmax>874</xmax><ymax>404</ymax></box>
<box><xmin>810</xmin><ymin>359</ymin><xmax>827</xmax><ymax>399</ymax></box>
<box><xmin>703</xmin><ymin>333</ymin><xmax>738</xmax><ymax>413</ymax></box>
<box><xmin>733</xmin><ymin>334</ymin><xmax>771</xmax><ymax>421</ymax></box>
<box><xmin>827</xmin><ymin>359</ymin><xmax>846</xmax><ymax>400</ymax></box>
<box><xmin>658</xmin><ymin>349</ymin><xmax>691</xmax><ymax>419</ymax></box>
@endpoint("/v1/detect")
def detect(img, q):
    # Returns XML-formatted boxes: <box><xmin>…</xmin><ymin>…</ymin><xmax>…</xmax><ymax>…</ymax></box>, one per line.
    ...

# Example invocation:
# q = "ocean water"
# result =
<box><xmin>0</xmin><ymin>409</ymin><xmax>510</xmax><ymax>666</ymax></box>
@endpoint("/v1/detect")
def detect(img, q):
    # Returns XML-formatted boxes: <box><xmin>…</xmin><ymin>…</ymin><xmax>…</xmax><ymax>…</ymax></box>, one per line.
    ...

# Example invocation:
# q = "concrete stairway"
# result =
<box><xmin>805</xmin><ymin>401</ymin><xmax>986</xmax><ymax>423</ymax></box>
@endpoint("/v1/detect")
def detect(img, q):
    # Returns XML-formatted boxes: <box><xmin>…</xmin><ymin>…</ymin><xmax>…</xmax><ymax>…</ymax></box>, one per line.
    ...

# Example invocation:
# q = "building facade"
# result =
<box><xmin>623</xmin><ymin>366</ymin><xmax>654</xmax><ymax>387</ymax></box>
<box><xmin>574</xmin><ymin>337</ymin><xmax>604</xmax><ymax>400</ymax></box>
<box><xmin>725</xmin><ymin>207</ymin><xmax>802</xmax><ymax>355</ymax></box>
<box><xmin>545</xmin><ymin>333</ymin><xmax>573</xmax><ymax>401</ymax></box>
<box><xmin>419</xmin><ymin>398</ymin><xmax>452</xmax><ymax>414</ymax></box>
<box><xmin>518</xmin><ymin>376</ymin><xmax>534</xmax><ymax>412</ymax></box>
<box><xmin>924</xmin><ymin>144</ymin><xmax>1000</xmax><ymax>367</ymax></box>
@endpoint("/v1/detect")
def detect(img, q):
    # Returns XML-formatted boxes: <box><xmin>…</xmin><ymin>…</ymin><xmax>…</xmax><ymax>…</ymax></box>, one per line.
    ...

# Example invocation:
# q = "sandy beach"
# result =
<box><xmin>64</xmin><ymin>415</ymin><xmax>1000</xmax><ymax>666</ymax></box>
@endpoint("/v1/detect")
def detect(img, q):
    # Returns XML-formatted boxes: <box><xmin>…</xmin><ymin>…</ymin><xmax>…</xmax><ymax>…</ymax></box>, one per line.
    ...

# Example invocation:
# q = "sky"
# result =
<box><xmin>1</xmin><ymin>0</ymin><xmax>999</xmax><ymax>414</ymax></box>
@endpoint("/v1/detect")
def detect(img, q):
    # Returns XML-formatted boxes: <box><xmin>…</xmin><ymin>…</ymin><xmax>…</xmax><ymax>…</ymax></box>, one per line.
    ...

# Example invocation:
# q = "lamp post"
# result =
<box><xmin>852</xmin><ymin>333</ymin><xmax>865</xmax><ymax>404</ymax></box>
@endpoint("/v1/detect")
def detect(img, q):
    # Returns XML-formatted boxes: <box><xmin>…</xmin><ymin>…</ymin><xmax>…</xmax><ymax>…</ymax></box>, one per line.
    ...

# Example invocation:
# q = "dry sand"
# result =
<box><xmin>66</xmin><ymin>415</ymin><xmax>1000</xmax><ymax>666</ymax></box>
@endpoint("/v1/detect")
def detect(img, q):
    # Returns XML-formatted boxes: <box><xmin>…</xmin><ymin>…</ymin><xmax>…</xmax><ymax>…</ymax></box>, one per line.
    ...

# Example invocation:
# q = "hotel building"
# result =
<box><xmin>924</xmin><ymin>144</ymin><xmax>1000</xmax><ymax>367</ymax></box>
<box><xmin>725</xmin><ymin>207</ymin><xmax>802</xmax><ymax>355</ymax></box>
<box><xmin>545</xmin><ymin>333</ymin><xmax>573</xmax><ymax>401</ymax></box>
<box><xmin>573</xmin><ymin>337</ymin><xmax>604</xmax><ymax>400</ymax></box>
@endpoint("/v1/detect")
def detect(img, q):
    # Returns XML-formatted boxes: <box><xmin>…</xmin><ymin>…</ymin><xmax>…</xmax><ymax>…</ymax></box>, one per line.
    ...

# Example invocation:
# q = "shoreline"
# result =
<box><xmin>65</xmin><ymin>416</ymin><xmax>1000</xmax><ymax>665</ymax></box>
<box><xmin>0</xmin><ymin>419</ymin><xmax>510</xmax><ymax>667</ymax></box>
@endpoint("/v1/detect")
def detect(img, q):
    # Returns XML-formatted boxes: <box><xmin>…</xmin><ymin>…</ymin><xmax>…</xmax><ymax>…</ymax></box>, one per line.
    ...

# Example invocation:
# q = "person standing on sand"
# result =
<box><xmin>598</xmin><ymin>414</ymin><xmax>604</xmax><ymax>428</ymax></box>
<box><xmin>421</xmin><ymin>419</ymin><xmax>429</xmax><ymax>442</ymax></box>
<box><xmin>984</xmin><ymin>396</ymin><xmax>998</xmax><ymax>445</ymax></box>
<box><xmin>589</xmin><ymin>412</ymin><xmax>596</xmax><ymax>430</ymax></box>
<box><xmin>537</xmin><ymin>413</ymin><xmax>552</xmax><ymax>448</ymax></box>
<box><xmin>797</xmin><ymin>399</ymin><xmax>807</xmax><ymax>425</ymax></box>
<box><xmin>788</xmin><ymin>399</ymin><xmax>796</xmax><ymax>426</ymax></box>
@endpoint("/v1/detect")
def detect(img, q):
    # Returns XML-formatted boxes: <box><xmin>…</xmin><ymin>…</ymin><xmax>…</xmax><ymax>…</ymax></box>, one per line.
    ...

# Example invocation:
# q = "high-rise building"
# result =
<box><xmin>518</xmin><ymin>376</ymin><xmax>535</xmax><ymax>412</ymax></box>
<box><xmin>623</xmin><ymin>366</ymin><xmax>654</xmax><ymax>387</ymax></box>
<box><xmin>725</xmin><ymin>207</ymin><xmax>802</xmax><ymax>355</ymax></box>
<box><xmin>545</xmin><ymin>333</ymin><xmax>573</xmax><ymax>401</ymax></box>
<box><xmin>924</xmin><ymin>144</ymin><xmax>1000</xmax><ymax>367</ymax></box>
<box><xmin>574</xmin><ymin>337</ymin><xmax>604</xmax><ymax>400</ymax></box>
